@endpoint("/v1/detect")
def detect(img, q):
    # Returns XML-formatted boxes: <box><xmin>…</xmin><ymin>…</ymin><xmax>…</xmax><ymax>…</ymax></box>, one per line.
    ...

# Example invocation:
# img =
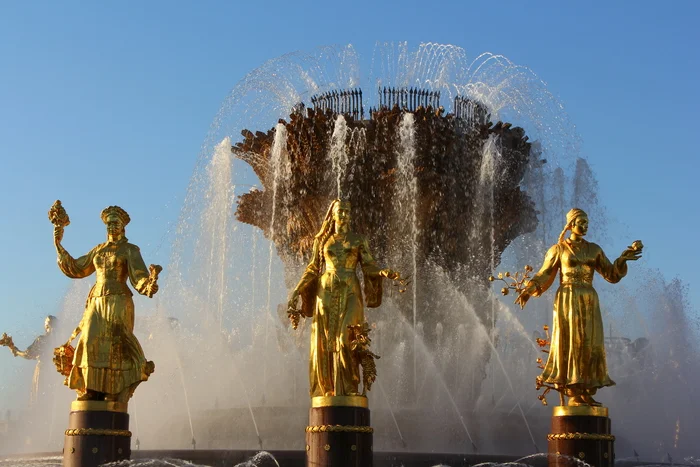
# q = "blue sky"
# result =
<box><xmin>0</xmin><ymin>2</ymin><xmax>697</xmax><ymax>388</ymax></box>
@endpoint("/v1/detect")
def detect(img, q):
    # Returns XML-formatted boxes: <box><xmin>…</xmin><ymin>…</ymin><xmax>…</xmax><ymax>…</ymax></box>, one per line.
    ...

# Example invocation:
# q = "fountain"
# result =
<box><xmin>1</xmin><ymin>42</ymin><xmax>698</xmax><ymax>467</ymax></box>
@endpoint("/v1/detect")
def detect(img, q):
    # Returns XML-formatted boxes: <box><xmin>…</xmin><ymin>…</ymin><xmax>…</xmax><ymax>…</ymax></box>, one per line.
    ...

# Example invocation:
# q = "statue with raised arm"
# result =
<box><xmin>50</xmin><ymin>201</ymin><xmax>159</xmax><ymax>403</ymax></box>
<box><xmin>515</xmin><ymin>208</ymin><xmax>642</xmax><ymax>406</ymax></box>
<box><xmin>287</xmin><ymin>199</ymin><xmax>400</xmax><ymax>398</ymax></box>
<box><xmin>1</xmin><ymin>315</ymin><xmax>59</xmax><ymax>403</ymax></box>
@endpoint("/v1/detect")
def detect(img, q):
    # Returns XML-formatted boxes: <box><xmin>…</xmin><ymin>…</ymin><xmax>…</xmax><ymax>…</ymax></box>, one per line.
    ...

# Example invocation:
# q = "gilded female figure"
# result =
<box><xmin>287</xmin><ymin>200</ymin><xmax>399</xmax><ymax>398</ymax></box>
<box><xmin>516</xmin><ymin>208</ymin><xmax>642</xmax><ymax>406</ymax></box>
<box><xmin>54</xmin><ymin>205</ymin><xmax>159</xmax><ymax>402</ymax></box>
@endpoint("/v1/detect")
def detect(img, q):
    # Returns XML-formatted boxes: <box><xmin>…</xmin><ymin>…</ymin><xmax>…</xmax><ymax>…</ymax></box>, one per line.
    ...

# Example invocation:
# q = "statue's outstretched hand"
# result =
<box><xmin>145</xmin><ymin>265</ymin><xmax>162</xmax><ymax>298</ymax></box>
<box><xmin>65</xmin><ymin>326</ymin><xmax>81</xmax><ymax>347</ymax></box>
<box><xmin>287</xmin><ymin>290</ymin><xmax>301</xmax><ymax>330</ymax></box>
<box><xmin>515</xmin><ymin>283</ymin><xmax>537</xmax><ymax>310</ymax></box>
<box><xmin>287</xmin><ymin>290</ymin><xmax>299</xmax><ymax>311</ymax></box>
<box><xmin>514</xmin><ymin>291</ymin><xmax>530</xmax><ymax>309</ymax></box>
<box><xmin>620</xmin><ymin>240</ymin><xmax>643</xmax><ymax>262</ymax></box>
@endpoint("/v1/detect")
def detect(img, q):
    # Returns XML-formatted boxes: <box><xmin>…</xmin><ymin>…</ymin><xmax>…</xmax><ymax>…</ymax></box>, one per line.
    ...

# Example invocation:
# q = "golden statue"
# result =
<box><xmin>1</xmin><ymin>315</ymin><xmax>59</xmax><ymax>403</ymax></box>
<box><xmin>287</xmin><ymin>200</ymin><xmax>399</xmax><ymax>398</ymax></box>
<box><xmin>50</xmin><ymin>201</ymin><xmax>160</xmax><ymax>402</ymax></box>
<box><xmin>515</xmin><ymin>208</ymin><xmax>642</xmax><ymax>406</ymax></box>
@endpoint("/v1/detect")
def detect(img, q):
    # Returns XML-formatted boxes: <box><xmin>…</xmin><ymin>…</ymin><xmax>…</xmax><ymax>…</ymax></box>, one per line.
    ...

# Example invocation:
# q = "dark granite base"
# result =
<box><xmin>548</xmin><ymin>413</ymin><xmax>614</xmax><ymax>467</ymax></box>
<box><xmin>63</xmin><ymin>410</ymin><xmax>131</xmax><ymax>467</ymax></box>
<box><xmin>306</xmin><ymin>406</ymin><xmax>372</xmax><ymax>467</ymax></box>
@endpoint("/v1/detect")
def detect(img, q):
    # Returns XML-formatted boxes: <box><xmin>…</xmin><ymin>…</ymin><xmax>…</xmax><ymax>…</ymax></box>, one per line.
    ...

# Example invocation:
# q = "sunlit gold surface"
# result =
<box><xmin>288</xmin><ymin>200</ymin><xmax>400</xmax><ymax>398</ymax></box>
<box><xmin>52</xmin><ymin>343</ymin><xmax>75</xmax><ymax>389</ymax></box>
<box><xmin>553</xmin><ymin>405</ymin><xmax>609</xmax><ymax>417</ymax></box>
<box><xmin>51</xmin><ymin>203</ymin><xmax>160</xmax><ymax>402</ymax></box>
<box><xmin>311</xmin><ymin>395</ymin><xmax>369</xmax><ymax>408</ymax></box>
<box><xmin>348</xmin><ymin>323</ymin><xmax>380</xmax><ymax>395</ymax></box>
<box><xmin>70</xmin><ymin>400</ymin><xmax>128</xmax><ymax>413</ymax></box>
<box><xmin>516</xmin><ymin>208</ymin><xmax>642</xmax><ymax>406</ymax></box>
<box><xmin>547</xmin><ymin>432</ymin><xmax>614</xmax><ymax>441</ymax></box>
<box><xmin>65</xmin><ymin>428</ymin><xmax>132</xmax><ymax>437</ymax></box>
<box><xmin>306</xmin><ymin>425</ymin><xmax>374</xmax><ymax>433</ymax></box>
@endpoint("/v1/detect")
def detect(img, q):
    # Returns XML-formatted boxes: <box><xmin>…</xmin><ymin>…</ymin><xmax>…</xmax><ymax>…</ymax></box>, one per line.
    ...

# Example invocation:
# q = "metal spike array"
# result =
<box><xmin>453</xmin><ymin>96</ymin><xmax>490</xmax><ymax>127</ymax></box>
<box><xmin>377</xmin><ymin>87</ymin><xmax>441</xmax><ymax>112</ymax></box>
<box><xmin>310</xmin><ymin>88</ymin><xmax>364</xmax><ymax>120</ymax></box>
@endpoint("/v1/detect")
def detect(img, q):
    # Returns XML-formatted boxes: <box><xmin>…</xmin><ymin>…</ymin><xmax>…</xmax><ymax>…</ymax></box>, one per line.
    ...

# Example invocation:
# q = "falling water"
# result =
<box><xmin>46</xmin><ymin>391</ymin><xmax>57</xmax><ymax>450</ymax></box>
<box><xmin>174</xmin><ymin>350</ymin><xmax>196</xmax><ymax>447</ymax></box>
<box><xmin>329</xmin><ymin>114</ymin><xmax>349</xmax><ymax>198</ymax></box>
<box><xmin>396</xmin><ymin>112</ymin><xmax>419</xmax><ymax>396</ymax></box>
<box><xmin>230</xmin><ymin>355</ymin><xmax>263</xmax><ymax>449</ymax></box>
<box><xmin>201</xmin><ymin>138</ymin><xmax>235</xmax><ymax>330</ymax></box>
<box><xmin>263</xmin><ymin>123</ymin><xmax>288</xmax><ymax>401</ymax></box>
<box><xmin>453</xmin><ymin>288</ymin><xmax>539</xmax><ymax>452</ymax></box>
<box><xmin>480</xmin><ymin>134</ymin><xmax>499</xmax><ymax>402</ymax></box>
<box><xmin>250</xmin><ymin>229</ymin><xmax>258</xmax><ymax>338</ymax></box>
<box><xmin>377</xmin><ymin>381</ymin><xmax>407</xmax><ymax>448</ymax></box>
<box><xmin>131</xmin><ymin>402</ymin><xmax>140</xmax><ymax>448</ymax></box>
<box><xmin>389</xmin><ymin>310</ymin><xmax>478</xmax><ymax>452</ymax></box>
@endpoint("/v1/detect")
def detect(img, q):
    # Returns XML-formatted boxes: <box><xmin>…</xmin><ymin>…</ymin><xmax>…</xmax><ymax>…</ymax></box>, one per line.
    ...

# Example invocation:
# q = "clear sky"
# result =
<box><xmin>0</xmin><ymin>1</ymin><xmax>697</xmax><ymax>388</ymax></box>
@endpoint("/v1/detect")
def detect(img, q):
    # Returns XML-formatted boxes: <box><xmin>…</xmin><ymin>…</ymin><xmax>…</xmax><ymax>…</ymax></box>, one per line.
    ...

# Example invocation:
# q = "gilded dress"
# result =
<box><xmin>58</xmin><ymin>237</ymin><xmax>153</xmax><ymax>398</ymax></box>
<box><xmin>295</xmin><ymin>232</ymin><xmax>384</xmax><ymax>397</ymax></box>
<box><xmin>529</xmin><ymin>238</ymin><xmax>627</xmax><ymax>392</ymax></box>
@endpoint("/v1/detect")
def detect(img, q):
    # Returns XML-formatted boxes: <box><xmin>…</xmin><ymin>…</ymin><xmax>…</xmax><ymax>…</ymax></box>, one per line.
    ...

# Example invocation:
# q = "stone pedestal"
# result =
<box><xmin>548</xmin><ymin>406</ymin><xmax>614</xmax><ymax>467</ymax></box>
<box><xmin>305</xmin><ymin>396</ymin><xmax>373</xmax><ymax>467</ymax></box>
<box><xmin>63</xmin><ymin>401</ymin><xmax>131</xmax><ymax>467</ymax></box>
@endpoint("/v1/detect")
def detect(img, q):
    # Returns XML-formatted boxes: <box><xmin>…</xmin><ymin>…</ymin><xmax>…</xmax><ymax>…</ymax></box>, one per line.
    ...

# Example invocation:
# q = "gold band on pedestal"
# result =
<box><xmin>306</xmin><ymin>425</ymin><xmax>374</xmax><ymax>433</ymax></box>
<box><xmin>311</xmin><ymin>395</ymin><xmax>368</xmax><ymax>408</ymax></box>
<box><xmin>65</xmin><ymin>428</ymin><xmax>132</xmax><ymax>437</ymax></box>
<box><xmin>553</xmin><ymin>405</ymin><xmax>608</xmax><ymax>417</ymax></box>
<box><xmin>70</xmin><ymin>401</ymin><xmax>128</xmax><ymax>413</ymax></box>
<box><xmin>547</xmin><ymin>432</ymin><xmax>615</xmax><ymax>441</ymax></box>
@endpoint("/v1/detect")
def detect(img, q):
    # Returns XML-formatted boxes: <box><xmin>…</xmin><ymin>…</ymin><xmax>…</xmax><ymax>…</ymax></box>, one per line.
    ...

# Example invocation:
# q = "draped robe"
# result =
<box><xmin>57</xmin><ymin>237</ymin><xmax>152</xmax><ymax>398</ymax></box>
<box><xmin>529</xmin><ymin>239</ymin><xmax>626</xmax><ymax>391</ymax></box>
<box><xmin>295</xmin><ymin>232</ymin><xmax>383</xmax><ymax>397</ymax></box>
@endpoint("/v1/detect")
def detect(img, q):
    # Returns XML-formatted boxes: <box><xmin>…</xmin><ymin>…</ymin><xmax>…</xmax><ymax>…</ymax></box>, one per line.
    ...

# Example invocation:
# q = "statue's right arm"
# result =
<box><xmin>289</xmin><ymin>239</ymin><xmax>320</xmax><ymax>312</ymax></box>
<box><xmin>528</xmin><ymin>243</ymin><xmax>561</xmax><ymax>296</ymax></box>
<box><xmin>56</xmin><ymin>243</ymin><xmax>98</xmax><ymax>279</ymax></box>
<box><xmin>516</xmin><ymin>244</ymin><xmax>560</xmax><ymax>308</ymax></box>
<box><xmin>293</xmin><ymin>239</ymin><xmax>321</xmax><ymax>294</ymax></box>
<box><xmin>66</xmin><ymin>326</ymin><xmax>81</xmax><ymax>346</ymax></box>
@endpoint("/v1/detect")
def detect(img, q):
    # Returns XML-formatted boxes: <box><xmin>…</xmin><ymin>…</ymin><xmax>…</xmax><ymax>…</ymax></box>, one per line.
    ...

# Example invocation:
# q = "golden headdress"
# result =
<box><xmin>558</xmin><ymin>208</ymin><xmax>587</xmax><ymax>244</ymax></box>
<box><xmin>100</xmin><ymin>206</ymin><xmax>131</xmax><ymax>226</ymax></box>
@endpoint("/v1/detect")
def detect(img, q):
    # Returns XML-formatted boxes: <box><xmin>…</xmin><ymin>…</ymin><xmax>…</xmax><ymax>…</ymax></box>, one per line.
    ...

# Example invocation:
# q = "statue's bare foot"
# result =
<box><xmin>567</xmin><ymin>395</ymin><xmax>586</xmax><ymax>406</ymax></box>
<box><xmin>77</xmin><ymin>390</ymin><xmax>104</xmax><ymax>401</ymax></box>
<box><xmin>581</xmin><ymin>394</ymin><xmax>602</xmax><ymax>406</ymax></box>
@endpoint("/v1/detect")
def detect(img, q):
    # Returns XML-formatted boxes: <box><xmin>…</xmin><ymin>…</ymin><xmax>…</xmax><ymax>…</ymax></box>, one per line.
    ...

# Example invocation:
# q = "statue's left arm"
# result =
<box><xmin>594</xmin><ymin>244</ymin><xmax>628</xmax><ymax>284</ymax></box>
<box><xmin>359</xmin><ymin>236</ymin><xmax>398</xmax><ymax>308</ymax></box>
<box><xmin>127</xmin><ymin>244</ymin><xmax>155</xmax><ymax>296</ymax></box>
<box><xmin>57</xmin><ymin>245</ymin><xmax>97</xmax><ymax>279</ymax></box>
<box><xmin>359</xmin><ymin>236</ymin><xmax>382</xmax><ymax>277</ymax></box>
<box><xmin>360</xmin><ymin>236</ymin><xmax>398</xmax><ymax>279</ymax></box>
